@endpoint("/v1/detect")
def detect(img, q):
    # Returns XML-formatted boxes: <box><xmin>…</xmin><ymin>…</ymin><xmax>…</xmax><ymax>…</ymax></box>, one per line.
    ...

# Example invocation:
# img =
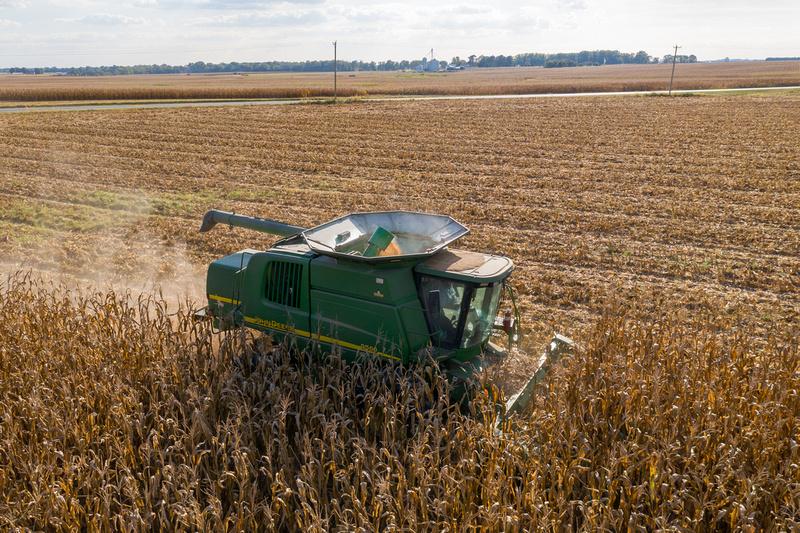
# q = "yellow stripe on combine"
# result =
<box><xmin>244</xmin><ymin>315</ymin><xmax>311</xmax><ymax>337</ymax></box>
<box><xmin>209</xmin><ymin>294</ymin><xmax>241</xmax><ymax>305</ymax></box>
<box><xmin>243</xmin><ymin>315</ymin><xmax>401</xmax><ymax>362</ymax></box>
<box><xmin>315</xmin><ymin>333</ymin><xmax>402</xmax><ymax>362</ymax></box>
<box><xmin>209</xmin><ymin>295</ymin><xmax>401</xmax><ymax>361</ymax></box>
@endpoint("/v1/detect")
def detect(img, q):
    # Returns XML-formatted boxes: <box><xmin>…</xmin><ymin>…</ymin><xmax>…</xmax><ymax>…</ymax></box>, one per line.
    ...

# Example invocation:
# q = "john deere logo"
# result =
<box><xmin>373</xmin><ymin>290</ymin><xmax>384</xmax><ymax>298</ymax></box>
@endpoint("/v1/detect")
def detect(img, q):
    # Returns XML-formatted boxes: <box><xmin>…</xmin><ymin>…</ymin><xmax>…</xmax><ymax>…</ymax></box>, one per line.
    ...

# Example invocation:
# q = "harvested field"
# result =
<box><xmin>0</xmin><ymin>94</ymin><xmax>797</xmax><ymax>344</ymax></box>
<box><xmin>1</xmin><ymin>60</ymin><xmax>799</xmax><ymax>102</ymax></box>
<box><xmin>0</xmin><ymin>94</ymin><xmax>798</xmax><ymax>528</ymax></box>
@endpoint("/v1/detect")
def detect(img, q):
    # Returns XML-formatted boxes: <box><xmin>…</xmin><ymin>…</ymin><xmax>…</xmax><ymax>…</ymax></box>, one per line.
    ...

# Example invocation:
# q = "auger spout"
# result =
<box><xmin>199</xmin><ymin>209</ymin><xmax>305</xmax><ymax>237</ymax></box>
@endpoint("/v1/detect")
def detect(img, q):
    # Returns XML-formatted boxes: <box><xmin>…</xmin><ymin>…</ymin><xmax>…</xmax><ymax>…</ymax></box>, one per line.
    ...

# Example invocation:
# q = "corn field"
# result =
<box><xmin>1</xmin><ymin>61</ymin><xmax>799</xmax><ymax>102</ymax></box>
<box><xmin>1</xmin><ymin>273</ymin><xmax>797</xmax><ymax>530</ymax></box>
<box><xmin>1</xmin><ymin>85</ymin><xmax>798</xmax><ymax>530</ymax></box>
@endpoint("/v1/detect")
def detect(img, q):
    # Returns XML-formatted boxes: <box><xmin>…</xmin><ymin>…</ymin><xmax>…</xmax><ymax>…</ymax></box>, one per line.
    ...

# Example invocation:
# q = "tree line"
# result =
<box><xmin>0</xmin><ymin>49</ymin><xmax>699</xmax><ymax>76</ymax></box>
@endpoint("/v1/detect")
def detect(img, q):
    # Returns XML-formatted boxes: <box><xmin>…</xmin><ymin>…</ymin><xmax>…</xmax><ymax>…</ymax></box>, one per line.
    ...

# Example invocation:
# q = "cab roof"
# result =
<box><xmin>415</xmin><ymin>249</ymin><xmax>514</xmax><ymax>283</ymax></box>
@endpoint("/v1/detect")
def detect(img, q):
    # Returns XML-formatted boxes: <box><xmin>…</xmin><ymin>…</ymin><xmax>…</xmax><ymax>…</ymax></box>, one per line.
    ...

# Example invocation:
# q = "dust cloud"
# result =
<box><xmin>0</xmin><ymin>198</ymin><xmax>206</xmax><ymax>311</ymax></box>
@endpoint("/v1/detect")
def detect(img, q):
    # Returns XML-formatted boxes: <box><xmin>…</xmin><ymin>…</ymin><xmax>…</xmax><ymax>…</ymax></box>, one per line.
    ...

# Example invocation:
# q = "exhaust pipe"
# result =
<box><xmin>199</xmin><ymin>209</ymin><xmax>306</xmax><ymax>237</ymax></box>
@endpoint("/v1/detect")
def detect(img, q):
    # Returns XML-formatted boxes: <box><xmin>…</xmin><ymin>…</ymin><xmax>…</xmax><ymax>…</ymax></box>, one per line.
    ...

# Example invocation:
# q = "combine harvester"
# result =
<box><xmin>197</xmin><ymin>210</ymin><xmax>574</xmax><ymax>415</ymax></box>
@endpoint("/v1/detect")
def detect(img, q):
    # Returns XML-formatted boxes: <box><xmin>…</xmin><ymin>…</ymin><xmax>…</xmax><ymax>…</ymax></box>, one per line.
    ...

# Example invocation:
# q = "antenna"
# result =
<box><xmin>668</xmin><ymin>44</ymin><xmax>681</xmax><ymax>95</ymax></box>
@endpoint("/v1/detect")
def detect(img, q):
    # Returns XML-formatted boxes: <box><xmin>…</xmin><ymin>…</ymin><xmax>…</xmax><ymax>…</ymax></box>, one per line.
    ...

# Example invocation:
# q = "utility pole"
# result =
<box><xmin>333</xmin><ymin>40</ymin><xmax>337</xmax><ymax>102</ymax></box>
<box><xmin>668</xmin><ymin>44</ymin><xmax>681</xmax><ymax>95</ymax></box>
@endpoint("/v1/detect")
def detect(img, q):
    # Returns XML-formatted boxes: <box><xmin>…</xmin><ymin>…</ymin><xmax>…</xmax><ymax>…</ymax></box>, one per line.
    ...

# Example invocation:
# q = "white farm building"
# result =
<box><xmin>415</xmin><ymin>59</ymin><xmax>442</xmax><ymax>72</ymax></box>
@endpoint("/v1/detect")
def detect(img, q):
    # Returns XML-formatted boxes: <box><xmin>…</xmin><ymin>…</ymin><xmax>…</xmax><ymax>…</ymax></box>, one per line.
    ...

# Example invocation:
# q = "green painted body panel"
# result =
<box><xmin>206</xmin><ymin>240</ymin><xmax>512</xmax><ymax>364</ymax></box>
<box><xmin>206</xmin><ymin>249</ymin><xmax>257</xmax><ymax>327</ymax></box>
<box><xmin>200</xmin><ymin>209</ymin><xmax>574</xmax><ymax>416</ymax></box>
<box><xmin>310</xmin><ymin>290</ymin><xmax>406</xmax><ymax>360</ymax></box>
<box><xmin>310</xmin><ymin>255</ymin><xmax>420</xmax><ymax>305</ymax></box>
<box><xmin>242</xmin><ymin>251</ymin><xmax>311</xmax><ymax>337</ymax></box>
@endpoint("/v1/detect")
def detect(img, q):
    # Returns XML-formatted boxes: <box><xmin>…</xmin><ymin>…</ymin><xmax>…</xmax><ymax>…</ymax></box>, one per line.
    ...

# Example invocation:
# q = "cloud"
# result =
<box><xmin>142</xmin><ymin>0</ymin><xmax>322</xmax><ymax>8</ymax></box>
<box><xmin>330</xmin><ymin>5</ymin><xmax>404</xmax><ymax>24</ymax></box>
<box><xmin>409</xmin><ymin>6</ymin><xmax>550</xmax><ymax>34</ymax></box>
<box><xmin>511</xmin><ymin>13</ymin><xmax>551</xmax><ymax>30</ymax></box>
<box><xmin>190</xmin><ymin>10</ymin><xmax>325</xmax><ymax>26</ymax></box>
<box><xmin>0</xmin><ymin>17</ymin><xmax>20</xmax><ymax>26</ymax></box>
<box><xmin>554</xmin><ymin>0</ymin><xmax>587</xmax><ymax>10</ymax></box>
<box><xmin>436</xmin><ymin>5</ymin><xmax>491</xmax><ymax>16</ymax></box>
<box><xmin>58</xmin><ymin>13</ymin><xmax>148</xmax><ymax>25</ymax></box>
<box><xmin>0</xmin><ymin>0</ymin><xmax>27</xmax><ymax>7</ymax></box>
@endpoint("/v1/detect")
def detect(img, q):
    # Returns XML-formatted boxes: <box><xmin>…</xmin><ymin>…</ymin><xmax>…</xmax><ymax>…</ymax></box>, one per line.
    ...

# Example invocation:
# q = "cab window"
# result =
<box><xmin>419</xmin><ymin>276</ymin><xmax>467</xmax><ymax>348</ymax></box>
<box><xmin>461</xmin><ymin>284</ymin><xmax>503</xmax><ymax>348</ymax></box>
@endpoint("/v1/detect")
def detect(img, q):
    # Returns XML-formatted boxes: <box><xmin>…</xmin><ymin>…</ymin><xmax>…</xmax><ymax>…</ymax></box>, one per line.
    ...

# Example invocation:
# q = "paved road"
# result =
<box><xmin>1</xmin><ymin>85</ymin><xmax>798</xmax><ymax>114</ymax></box>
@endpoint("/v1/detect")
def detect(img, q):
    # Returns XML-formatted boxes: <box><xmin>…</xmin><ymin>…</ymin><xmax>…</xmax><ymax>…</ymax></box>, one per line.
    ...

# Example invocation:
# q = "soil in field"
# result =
<box><xmin>0</xmin><ymin>95</ymin><xmax>797</xmax><ymax>350</ymax></box>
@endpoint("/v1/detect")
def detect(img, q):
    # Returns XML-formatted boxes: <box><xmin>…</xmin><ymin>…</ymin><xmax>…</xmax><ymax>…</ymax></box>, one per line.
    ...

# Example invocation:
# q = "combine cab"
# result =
<box><xmin>198</xmin><ymin>209</ymin><xmax>574</xmax><ymax>415</ymax></box>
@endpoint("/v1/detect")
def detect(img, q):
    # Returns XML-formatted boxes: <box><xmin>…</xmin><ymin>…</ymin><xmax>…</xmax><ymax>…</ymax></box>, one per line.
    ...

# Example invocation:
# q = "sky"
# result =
<box><xmin>0</xmin><ymin>0</ymin><xmax>797</xmax><ymax>67</ymax></box>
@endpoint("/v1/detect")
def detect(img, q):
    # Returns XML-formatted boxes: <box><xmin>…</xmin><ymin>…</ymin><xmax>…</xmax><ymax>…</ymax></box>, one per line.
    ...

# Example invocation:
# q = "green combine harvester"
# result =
<box><xmin>198</xmin><ymin>209</ymin><xmax>574</xmax><ymax>415</ymax></box>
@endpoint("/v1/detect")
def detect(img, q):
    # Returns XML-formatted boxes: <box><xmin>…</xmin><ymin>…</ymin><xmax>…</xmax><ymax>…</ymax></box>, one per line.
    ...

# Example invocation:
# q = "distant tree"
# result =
<box><xmin>634</xmin><ymin>50</ymin><xmax>650</xmax><ymax>64</ymax></box>
<box><xmin>514</xmin><ymin>53</ymin><xmax>547</xmax><ymax>66</ymax></box>
<box><xmin>5</xmin><ymin>48</ymin><xmax>660</xmax><ymax>76</ymax></box>
<box><xmin>664</xmin><ymin>54</ymin><xmax>697</xmax><ymax>64</ymax></box>
<box><xmin>544</xmin><ymin>58</ymin><xmax>577</xmax><ymax>68</ymax></box>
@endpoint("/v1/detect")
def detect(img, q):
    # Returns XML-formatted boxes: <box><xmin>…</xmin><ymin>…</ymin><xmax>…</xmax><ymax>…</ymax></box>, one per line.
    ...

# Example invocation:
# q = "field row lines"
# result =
<box><xmin>1</xmin><ymin>139</ymin><xmax>798</xmax><ymax>206</ymax></box>
<box><xmin>1</xmin><ymin>151</ymin><xmax>797</xmax><ymax>233</ymax></box>
<box><xmin>6</xmin><ymin>123</ymin><xmax>797</xmax><ymax>191</ymax></box>
<box><xmin>2</xmin><ymin>165</ymin><xmax>798</xmax><ymax>257</ymax></box>
<box><xmin>3</xmin><ymin>191</ymin><xmax>796</xmax><ymax>296</ymax></box>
